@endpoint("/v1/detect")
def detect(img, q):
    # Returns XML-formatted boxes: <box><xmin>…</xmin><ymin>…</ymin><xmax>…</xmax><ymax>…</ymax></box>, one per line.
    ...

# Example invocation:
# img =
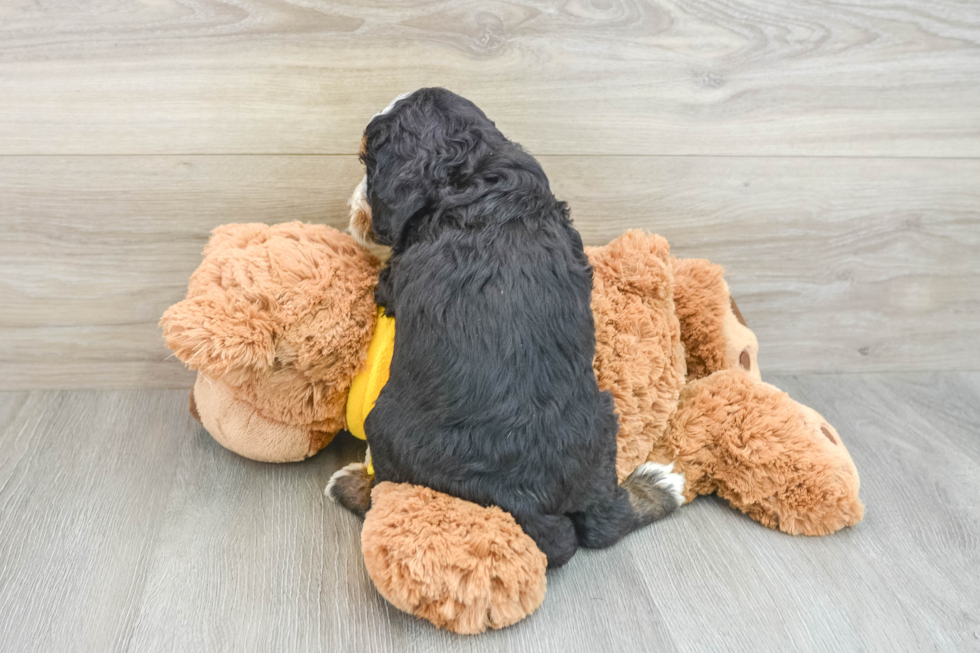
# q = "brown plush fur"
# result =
<box><xmin>192</xmin><ymin>373</ymin><xmax>329</xmax><ymax>461</ymax></box>
<box><xmin>586</xmin><ymin>231</ymin><xmax>686</xmax><ymax>482</ymax></box>
<box><xmin>651</xmin><ymin>369</ymin><xmax>864</xmax><ymax>536</ymax></box>
<box><xmin>362</xmin><ymin>482</ymin><xmax>547</xmax><ymax>635</ymax></box>
<box><xmin>165</xmin><ymin>227</ymin><xmax>863</xmax><ymax>634</ymax></box>
<box><xmin>161</xmin><ymin>222</ymin><xmax>381</xmax><ymax>461</ymax></box>
<box><xmin>673</xmin><ymin>258</ymin><xmax>759</xmax><ymax>380</ymax></box>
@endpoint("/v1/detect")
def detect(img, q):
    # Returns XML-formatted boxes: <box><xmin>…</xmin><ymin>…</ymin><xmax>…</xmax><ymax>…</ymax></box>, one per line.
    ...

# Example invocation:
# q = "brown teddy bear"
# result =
<box><xmin>161</xmin><ymin>221</ymin><xmax>863</xmax><ymax>634</ymax></box>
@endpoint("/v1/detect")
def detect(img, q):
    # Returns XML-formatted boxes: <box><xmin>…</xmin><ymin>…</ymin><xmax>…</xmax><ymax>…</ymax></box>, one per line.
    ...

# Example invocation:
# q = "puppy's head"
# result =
<box><xmin>348</xmin><ymin>88</ymin><xmax>505</xmax><ymax>248</ymax></box>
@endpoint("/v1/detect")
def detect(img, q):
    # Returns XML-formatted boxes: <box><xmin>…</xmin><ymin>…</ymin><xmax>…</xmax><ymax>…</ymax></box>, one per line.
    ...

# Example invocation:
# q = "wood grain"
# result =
<box><xmin>768</xmin><ymin>372</ymin><xmax>980</xmax><ymax>651</ymax></box>
<box><xmin>0</xmin><ymin>155</ymin><xmax>362</xmax><ymax>390</ymax></box>
<box><xmin>1</xmin><ymin>155</ymin><xmax>976</xmax><ymax>389</ymax></box>
<box><xmin>0</xmin><ymin>390</ymin><xmax>189</xmax><ymax>652</ymax></box>
<box><xmin>0</xmin><ymin>0</ymin><xmax>978</xmax><ymax>156</ymax></box>
<box><xmin>1</xmin><ymin>375</ymin><xmax>977</xmax><ymax>651</ymax></box>
<box><xmin>548</xmin><ymin>156</ymin><xmax>980</xmax><ymax>375</ymax></box>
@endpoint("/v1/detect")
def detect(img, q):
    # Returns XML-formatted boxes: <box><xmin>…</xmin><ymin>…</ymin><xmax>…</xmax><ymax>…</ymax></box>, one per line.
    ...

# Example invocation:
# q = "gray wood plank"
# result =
<box><xmin>550</xmin><ymin>156</ymin><xmax>980</xmax><ymax>376</ymax></box>
<box><xmin>459</xmin><ymin>546</ymin><xmax>680</xmax><ymax>653</ymax></box>
<box><xmin>2</xmin><ymin>376</ymin><xmax>978</xmax><ymax>652</ymax></box>
<box><xmin>767</xmin><ymin>373</ymin><xmax>980</xmax><ymax>651</ymax></box>
<box><xmin>126</xmin><ymin>428</ymin><xmax>681</xmax><ymax>653</ymax></box>
<box><xmin>125</xmin><ymin>429</ymin><xmax>406</xmax><ymax>652</ymax></box>
<box><xmin>0</xmin><ymin>155</ymin><xmax>362</xmax><ymax>391</ymax></box>
<box><xmin>2</xmin><ymin>156</ymin><xmax>976</xmax><ymax>389</ymax></box>
<box><xmin>623</xmin><ymin>497</ymin><xmax>934</xmax><ymax>652</ymax></box>
<box><xmin>0</xmin><ymin>390</ymin><xmax>190</xmax><ymax>653</ymax></box>
<box><xmin>0</xmin><ymin>0</ymin><xmax>978</xmax><ymax>156</ymax></box>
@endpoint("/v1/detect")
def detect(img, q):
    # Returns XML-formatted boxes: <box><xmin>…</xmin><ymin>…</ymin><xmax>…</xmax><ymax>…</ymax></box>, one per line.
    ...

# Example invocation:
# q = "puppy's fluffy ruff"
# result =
<box><xmin>351</xmin><ymin>88</ymin><xmax>676</xmax><ymax>567</ymax></box>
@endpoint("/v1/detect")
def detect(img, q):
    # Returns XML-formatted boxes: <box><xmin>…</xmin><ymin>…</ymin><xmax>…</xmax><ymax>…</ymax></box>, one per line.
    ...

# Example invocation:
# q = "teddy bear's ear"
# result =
<box><xmin>160</xmin><ymin>290</ymin><xmax>278</xmax><ymax>377</ymax></box>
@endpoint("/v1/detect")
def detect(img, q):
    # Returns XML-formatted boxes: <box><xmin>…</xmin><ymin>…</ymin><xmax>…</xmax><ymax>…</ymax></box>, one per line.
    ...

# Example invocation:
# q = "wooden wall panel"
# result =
<box><xmin>0</xmin><ymin>156</ymin><xmax>360</xmax><ymax>389</ymax></box>
<box><xmin>547</xmin><ymin>156</ymin><xmax>980</xmax><ymax>375</ymax></box>
<box><xmin>1</xmin><ymin>155</ymin><xmax>976</xmax><ymax>389</ymax></box>
<box><xmin>1</xmin><ymin>0</ymin><xmax>976</xmax><ymax>387</ymax></box>
<box><xmin>0</xmin><ymin>0</ymin><xmax>978</xmax><ymax>156</ymax></box>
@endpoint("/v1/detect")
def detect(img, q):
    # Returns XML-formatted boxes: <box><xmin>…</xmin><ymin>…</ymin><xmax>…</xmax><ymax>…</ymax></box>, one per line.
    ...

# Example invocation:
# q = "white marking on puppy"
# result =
<box><xmin>374</xmin><ymin>91</ymin><xmax>413</xmax><ymax>118</ymax></box>
<box><xmin>347</xmin><ymin>174</ymin><xmax>373</xmax><ymax>246</ymax></box>
<box><xmin>350</xmin><ymin>92</ymin><xmax>414</xmax><ymax>245</ymax></box>
<box><xmin>324</xmin><ymin>462</ymin><xmax>369</xmax><ymax>499</ymax></box>
<box><xmin>632</xmin><ymin>461</ymin><xmax>686</xmax><ymax>506</ymax></box>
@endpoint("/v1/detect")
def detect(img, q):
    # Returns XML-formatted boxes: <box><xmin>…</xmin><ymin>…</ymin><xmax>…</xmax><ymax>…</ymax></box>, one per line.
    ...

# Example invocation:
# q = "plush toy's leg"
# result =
<box><xmin>673</xmin><ymin>258</ymin><xmax>759</xmax><ymax>381</ymax></box>
<box><xmin>361</xmin><ymin>482</ymin><xmax>547</xmax><ymax>635</ymax></box>
<box><xmin>652</xmin><ymin>369</ymin><xmax>863</xmax><ymax>536</ymax></box>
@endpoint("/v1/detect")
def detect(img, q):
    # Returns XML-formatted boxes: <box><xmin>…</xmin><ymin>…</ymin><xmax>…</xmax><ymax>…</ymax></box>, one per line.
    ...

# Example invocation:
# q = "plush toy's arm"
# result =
<box><xmin>586</xmin><ymin>230</ymin><xmax>686</xmax><ymax>482</ymax></box>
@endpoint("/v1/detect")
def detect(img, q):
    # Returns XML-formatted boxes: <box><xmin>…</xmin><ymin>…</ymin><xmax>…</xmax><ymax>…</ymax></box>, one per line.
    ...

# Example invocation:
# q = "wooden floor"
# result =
<box><xmin>1</xmin><ymin>372</ymin><xmax>977</xmax><ymax>652</ymax></box>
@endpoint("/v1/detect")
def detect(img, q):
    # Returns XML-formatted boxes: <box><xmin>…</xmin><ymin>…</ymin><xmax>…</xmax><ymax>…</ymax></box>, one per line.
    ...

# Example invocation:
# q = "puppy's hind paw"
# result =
<box><xmin>326</xmin><ymin>462</ymin><xmax>374</xmax><ymax>517</ymax></box>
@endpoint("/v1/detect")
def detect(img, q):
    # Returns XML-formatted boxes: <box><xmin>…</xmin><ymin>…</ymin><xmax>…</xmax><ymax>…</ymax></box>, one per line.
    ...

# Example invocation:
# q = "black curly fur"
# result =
<box><xmin>357</xmin><ymin>88</ymin><xmax>675</xmax><ymax>567</ymax></box>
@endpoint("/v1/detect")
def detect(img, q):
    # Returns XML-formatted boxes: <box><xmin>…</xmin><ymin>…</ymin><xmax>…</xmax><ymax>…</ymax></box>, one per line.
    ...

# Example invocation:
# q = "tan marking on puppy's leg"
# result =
<box><xmin>623</xmin><ymin>461</ymin><xmax>686</xmax><ymax>512</ymax></box>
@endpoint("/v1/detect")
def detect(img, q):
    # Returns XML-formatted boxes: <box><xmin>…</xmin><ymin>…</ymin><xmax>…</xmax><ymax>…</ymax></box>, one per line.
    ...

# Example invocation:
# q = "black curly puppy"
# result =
<box><xmin>329</xmin><ymin>88</ymin><xmax>680</xmax><ymax>567</ymax></box>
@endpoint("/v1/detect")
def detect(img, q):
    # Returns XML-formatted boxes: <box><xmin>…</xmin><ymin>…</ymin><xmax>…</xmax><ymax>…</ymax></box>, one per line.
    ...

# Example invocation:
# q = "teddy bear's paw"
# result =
<box><xmin>326</xmin><ymin>462</ymin><xmax>374</xmax><ymax>517</ymax></box>
<box><xmin>622</xmin><ymin>461</ymin><xmax>686</xmax><ymax>525</ymax></box>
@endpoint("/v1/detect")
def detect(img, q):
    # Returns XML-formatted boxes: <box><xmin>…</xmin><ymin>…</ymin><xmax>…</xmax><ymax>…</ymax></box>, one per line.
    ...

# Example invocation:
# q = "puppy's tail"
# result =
<box><xmin>621</xmin><ymin>461</ymin><xmax>686</xmax><ymax>528</ymax></box>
